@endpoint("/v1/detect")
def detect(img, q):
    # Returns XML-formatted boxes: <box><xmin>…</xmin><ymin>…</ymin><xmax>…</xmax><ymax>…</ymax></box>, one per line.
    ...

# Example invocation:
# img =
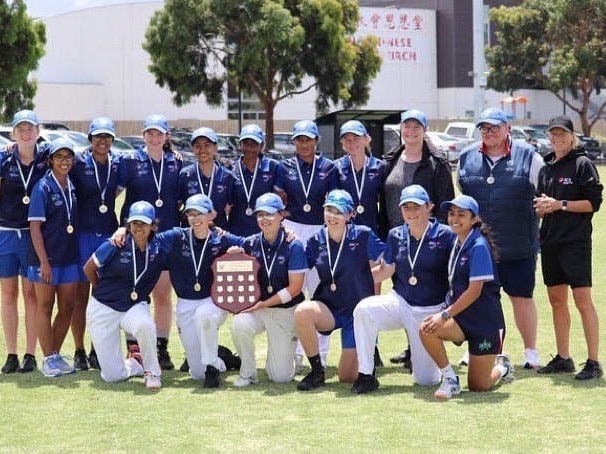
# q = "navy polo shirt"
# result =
<box><xmin>227</xmin><ymin>156</ymin><xmax>279</xmax><ymax>236</ymax></box>
<box><xmin>306</xmin><ymin>224</ymin><xmax>384</xmax><ymax>317</ymax></box>
<box><xmin>118</xmin><ymin>148</ymin><xmax>182</xmax><ymax>232</ymax></box>
<box><xmin>28</xmin><ymin>172</ymin><xmax>79</xmax><ymax>266</ymax></box>
<box><xmin>70</xmin><ymin>149</ymin><xmax>121</xmax><ymax>235</ymax></box>
<box><xmin>179</xmin><ymin>163</ymin><xmax>234</xmax><ymax>229</ymax></box>
<box><xmin>274</xmin><ymin>154</ymin><xmax>338</xmax><ymax>225</ymax></box>
<box><xmin>242</xmin><ymin>229</ymin><xmax>307</xmax><ymax>308</ymax></box>
<box><xmin>0</xmin><ymin>143</ymin><xmax>50</xmax><ymax>229</ymax></box>
<box><xmin>91</xmin><ymin>234</ymin><xmax>168</xmax><ymax>312</ymax></box>
<box><xmin>335</xmin><ymin>155</ymin><xmax>387</xmax><ymax>233</ymax></box>
<box><xmin>384</xmin><ymin>221</ymin><xmax>455</xmax><ymax>307</ymax></box>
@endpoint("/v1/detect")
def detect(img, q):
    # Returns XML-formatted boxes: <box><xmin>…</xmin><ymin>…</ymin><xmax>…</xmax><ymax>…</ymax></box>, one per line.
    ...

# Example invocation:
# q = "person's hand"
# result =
<box><xmin>39</xmin><ymin>261</ymin><xmax>52</xmax><ymax>285</ymax></box>
<box><xmin>284</xmin><ymin>228</ymin><xmax>297</xmax><ymax>242</ymax></box>
<box><xmin>226</xmin><ymin>246</ymin><xmax>244</xmax><ymax>254</ymax></box>
<box><xmin>171</xmin><ymin>150</ymin><xmax>183</xmax><ymax>161</ymax></box>
<box><xmin>241</xmin><ymin>300</ymin><xmax>265</xmax><ymax>313</ymax></box>
<box><xmin>420</xmin><ymin>313</ymin><xmax>443</xmax><ymax>335</ymax></box>
<box><xmin>110</xmin><ymin>227</ymin><xmax>128</xmax><ymax>247</ymax></box>
<box><xmin>533</xmin><ymin>193</ymin><xmax>557</xmax><ymax>215</ymax></box>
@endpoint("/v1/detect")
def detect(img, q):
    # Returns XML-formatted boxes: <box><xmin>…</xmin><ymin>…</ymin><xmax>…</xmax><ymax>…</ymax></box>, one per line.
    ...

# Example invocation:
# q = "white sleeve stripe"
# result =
<box><xmin>288</xmin><ymin>269</ymin><xmax>307</xmax><ymax>274</ymax></box>
<box><xmin>27</xmin><ymin>217</ymin><xmax>46</xmax><ymax>222</ymax></box>
<box><xmin>92</xmin><ymin>254</ymin><xmax>103</xmax><ymax>268</ymax></box>
<box><xmin>469</xmin><ymin>274</ymin><xmax>493</xmax><ymax>282</ymax></box>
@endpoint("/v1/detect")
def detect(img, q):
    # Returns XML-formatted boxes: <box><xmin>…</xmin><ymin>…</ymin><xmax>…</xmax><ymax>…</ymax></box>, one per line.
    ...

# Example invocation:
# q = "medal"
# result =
<box><xmin>149</xmin><ymin>152</ymin><xmax>166</xmax><ymax>211</ymax></box>
<box><xmin>486</xmin><ymin>175</ymin><xmax>495</xmax><ymax>185</ymax></box>
<box><xmin>245</xmin><ymin>207</ymin><xmax>253</xmax><ymax>216</ymax></box>
<box><xmin>50</xmin><ymin>172</ymin><xmax>75</xmax><ymax>236</ymax></box>
<box><xmin>189</xmin><ymin>229</ymin><xmax>210</xmax><ymax>295</ymax></box>
<box><xmin>408</xmin><ymin>276</ymin><xmax>418</xmax><ymax>286</ymax></box>
<box><xmin>130</xmin><ymin>237</ymin><xmax>149</xmax><ymax>305</ymax></box>
<box><xmin>330</xmin><ymin>282</ymin><xmax>337</xmax><ymax>292</ymax></box>
<box><xmin>406</xmin><ymin>223</ymin><xmax>430</xmax><ymax>289</ymax></box>
<box><xmin>91</xmin><ymin>153</ymin><xmax>113</xmax><ymax>218</ymax></box>
<box><xmin>303</xmin><ymin>203</ymin><xmax>311</xmax><ymax>213</ymax></box>
<box><xmin>155</xmin><ymin>199</ymin><xmax>164</xmax><ymax>207</ymax></box>
<box><xmin>67</xmin><ymin>225</ymin><xmax>74</xmax><ymax>234</ymax></box>
<box><xmin>294</xmin><ymin>155</ymin><xmax>317</xmax><ymax>216</ymax></box>
<box><xmin>260</xmin><ymin>232</ymin><xmax>285</xmax><ymax>299</ymax></box>
<box><xmin>99</xmin><ymin>204</ymin><xmax>108</xmax><ymax>214</ymax></box>
<box><xmin>326</xmin><ymin>226</ymin><xmax>346</xmax><ymax>295</ymax></box>
<box><xmin>130</xmin><ymin>291</ymin><xmax>138</xmax><ymax>301</ymax></box>
<box><xmin>267</xmin><ymin>285</ymin><xmax>273</xmax><ymax>294</ymax></box>
<box><xmin>237</xmin><ymin>157</ymin><xmax>260</xmax><ymax>219</ymax></box>
<box><xmin>22</xmin><ymin>196</ymin><xmax>30</xmax><ymax>205</ymax></box>
<box><xmin>349</xmin><ymin>156</ymin><xmax>368</xmax><ymax>218</ymax></box>
<box><xmin>16</xmin><ymin>150</ymin><xmax>34</xmax><ymax>207</ymax></box>
<box><xmin>194</xmin><ymin>282</ymin><xmax>201</xmax><ymax>292</ymax></box>
<box><xmin>356</xmin><ymin>205</ymin><xmax>365</xmax><ymax>214</ymax></box>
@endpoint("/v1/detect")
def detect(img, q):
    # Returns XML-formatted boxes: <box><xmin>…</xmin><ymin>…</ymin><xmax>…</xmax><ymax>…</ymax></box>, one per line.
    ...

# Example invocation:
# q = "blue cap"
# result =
<box><xmin>49</xmin><ymin>138</ymin><xmax>76</xmax><ymax>156</ymax></box>
<box><xmin>184</xmin><ymin>194</ymin><xmax>214</xmax><ymax>214</ymax></box>
<box><xmin>399</xmin><ymin>185</ymin><xmax>430</xmax><ymax>206</ymax></box>
<box><xmin>191</xmin><ymin>127</ymin><xmax>218</xmax><ymax>144</ymax></box>
<box><xmin>88</xmin><ymin>116</ymin><xmax>116</xmax><ymax>138</ymax></box>
<box><xmin>323</xmin><ymin>189</ymin><xmax>354</xmax><ymax>214</ymax></box>
<box><xmin>339</xmin><ymin>120</ymin><xmax>367</xmax><ymax>138</ymax></box>
<box><xmin>441</xmin><ymin>195</ymin><xmax>479</xmax><ymax>216</ymax></box>
<box><xmin>476</xmin><ymin>108</ymin><xmax>508</xmax><ymax>127</ymax></box>
<box><xmin>254</xmin><ymin>193</ymin><xmax>285</xmax><ymax>214</ymax></box>
<box><xmin>239</xmin><ymin>124</ymin><xmax>265</xmax><ymax>143</ymax></box>
<box><xmin>292</xmin><ymin>120</ymin><xmax>320</xmax><ymax>139</ymax></box>
<box><xmin>127</xmin><ymin>201</ymin><xmax>156</xmax><ymax>224</ymax></box>
<box><xmin>12</xmin><ymin>110</ymin><xmax>39</xmax><ymax>127</ymax></box>
<box><xmin>400</xmin><ymin>109</ymin><xmax>428</xmax><ymax>129</ymax></box>
<box><xmin>143</xmin><ymin>114</ymin><xmax>169</xmax><ymax>134</ymax></box>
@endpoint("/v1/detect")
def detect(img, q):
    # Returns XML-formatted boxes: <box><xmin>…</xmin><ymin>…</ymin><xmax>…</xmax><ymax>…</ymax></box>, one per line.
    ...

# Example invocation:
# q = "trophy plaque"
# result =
<box><xmin>211</xmin><ymin>251</ymin><xmax>260</xmax><ymax>314</ymax></box>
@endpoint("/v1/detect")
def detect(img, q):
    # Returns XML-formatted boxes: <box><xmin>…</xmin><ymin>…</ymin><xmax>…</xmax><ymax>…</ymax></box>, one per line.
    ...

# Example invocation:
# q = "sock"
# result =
<box><xmin>308</xmin><ymin>354</ymin><xmax>323</xmax><ymax>372</ymax></box>
<box><xmin>441</xmin><ymin>364</ymin><xmax>456</xmax><ymax>380</ymax></box>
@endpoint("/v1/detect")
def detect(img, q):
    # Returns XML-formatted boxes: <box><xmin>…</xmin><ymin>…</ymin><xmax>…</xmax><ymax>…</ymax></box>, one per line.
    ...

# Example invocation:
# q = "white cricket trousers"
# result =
<box><xmin>353</xmin><ymin>290</ymin><xmax>442</xmax><ymax>386</ymax></box>
<box><xmin>175</xmin><ymin>297</ymin><xmax>228</xmax><ymax>380</ymax></box>
<box><xmin>87</xmin><ymin>297</ymin><xmax>161</xmax><ymax>382</ymax></box>
<box><xmin>231</xmin><ymin>306</ymin><xmax>297</xmax><ymax>383</ymax></box>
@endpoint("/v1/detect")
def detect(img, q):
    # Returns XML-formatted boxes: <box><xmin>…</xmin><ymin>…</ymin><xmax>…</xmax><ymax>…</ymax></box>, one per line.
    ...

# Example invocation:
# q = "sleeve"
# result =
<box><xmin>273</xmin><ymin>162</ymin><xmax>287</xmax><ymax>192</ymax></box>
<box><xmin>578</xmin><ymin>159</ymin><xmax>603</xmax><ymax>212</ymax></box>
<box><xmin>28</xmin><ymin>181</ymin><xmax>47</xmax><ymax>222</ymax></box>
<box><xmin>468</xmin><ymin>240</ymin><xmax>494</xmax><ymax>282</ymax></box>
<box><xmin>155</xmin><ymin>228</ymin><xmax>179</xmax><ymax>254</ymax></box>
<box><xmin>288</xmin><ymin>240</ymin><xmax>309</xmax><ymax>273</ymax></box>
<box><xmin>366</xmin><ymin>229</ymin><xmax>386</xmax><ymax>262</ymax></box>
<box><xmin>178</xmin><ymin>168</ymin><xmax>189</xmax><ymax>205</ymax></box>
<box><xmin>305</xmin><ymin>235</ymin><xmax>319</xmax><ymax>269</ymax></box>
<box><xmin>382</xmin><ymin>230</ymin><xmax>397</xmax><ymax>265</ymax></box>
<box><xmin>529</xmin><ymin>151</ymin><xmax>544</xmax><ymax>190</ymax></box>
<box><xmin>117</xmin><ymin>154</ymin><xmax>131</xmax><ymax>190</ymax></box>
<box><xmin>92</xmin><ymin>240</ymin><xmax>118</xmax><ymax>268</ymax></box>
<box><xmin>223</xmin><ymin>231</ymin><xmax>246</xmax><ymax>248</ymax></box>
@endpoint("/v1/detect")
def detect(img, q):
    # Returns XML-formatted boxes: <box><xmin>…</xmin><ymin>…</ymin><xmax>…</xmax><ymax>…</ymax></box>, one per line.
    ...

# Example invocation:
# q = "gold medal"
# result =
<box><xmin>66</xmin><ymin>224</ymin><xmax>74</xmax><ymax>234</ymax></box>
<box><xmin>130</xmin><ymin>291</ymin><xmax>138</xmax><ymax>301</ymax></box>
<box><xmin>194</xmin><ymin>282</ymin><xmax>201</xmax><ymax>292</ymax></box>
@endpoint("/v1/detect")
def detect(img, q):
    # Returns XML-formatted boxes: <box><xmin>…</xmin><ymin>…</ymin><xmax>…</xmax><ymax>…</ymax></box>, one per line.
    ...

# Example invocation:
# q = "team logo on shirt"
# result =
<box><xmin>478</xmin><ymin>339</ymin><xmax>492</xmax><ymax>352</ymax></box>
<box><xmin>348</xmin><ymin>240</ymin><xmax>360</xmax><ymax>251</ymax></box>
<box><xmin>427</xmin><ymin>240</ymin><xmax>439</xmax><ymax>250</ymax></box>
<box><xmin>135</xmin><ymin>162</ymin><xmax>149</xmax><ymax>175</ymax></box>
<box><xmin>277</xmin><ymin>255</ymin><xmax>286</xmax><ymax>265</ymax></box>
<box><xmin>50</xmin><ymin>193</ymin><xmax>64</xmax><ymax>207</ymax></box>
<box><xmin>260</xmin><ymin>172</ymin><xmax>272</xmax><ymax>183</ymax></box>
<box><xmin>558</xmin><ymin>177</ymin><xmax>573</xmax><ymax>185</ymax></box>
<box><xmin>287</xmin><ymin>168</ymin><xmax>298</xmax><ymax>181</ymax></box>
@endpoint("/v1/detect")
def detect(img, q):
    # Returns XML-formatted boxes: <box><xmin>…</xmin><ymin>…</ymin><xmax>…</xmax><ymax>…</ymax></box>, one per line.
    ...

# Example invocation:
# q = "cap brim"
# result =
<box><xmin>547</xmin><ymin>125</ymin><xmax>573</xmax><ymax>133</ymax></box>
<box><xmin>440</xmin><ymin>201</ymin><xmax>477</xmax><ymax>215</ymax></box>
<box><xmin>476</xmin><ymin>119</ymin><xmax>504</xmax><ymax>127</ymax></box>
<box><xmin>399</xmin><ymin>197</ymin><xmax>427</xmax><ymax>206</ymax></box>
<box><xmin>127</xmin><ymin>215</ymin><xmax>153</xmax><ymax>224</ymax></box>
<box><xmin>292</xmin><ymin>132</ymin><xmax>317</xmax><ymax>139</ymax></box>
<box><xmin>339</xmin><ymin>130</ymin><xmax>365</xmax><ymax>138</ymax></box>
<box><xmin>143</xmin><ymin>126</ymin><xmax>168</xmax><ymax>134</ymax></box>
<box><xmin>13</xmin><ymin>119</ymin><xmax>38</xmax><ymax>127</ymax></box>
<box><xmin>323</xmin><ymin>202</ymin><xmax>350</xmax><ymax>214</ymax></box>
<box><xmin>184</xmin><ymin>205</ymin><xmax>211</xmax><ymax>214</ymax></box>
<box><xmin>239</xmin><ymin>135</ymin><xmax>263</xmax><ymax>143</ymax></box>
<box><xmin>91</xmin><ymin>129</ymin><xmax>116</xmax><ymax>137</ymax></box>
<box><xmin>253</xmin><ymin>206</ymin><xmax>280</xmax><ymax>214</ymax></box>
<box><xmin>191</xmin><ymin>135</ymin><xmax>217</xmax><ymax>144</ymax></box>
<box><xmin>400</xmin><ymin>116</ymin><xmax>426</xmax><ymax>128</ymax></box>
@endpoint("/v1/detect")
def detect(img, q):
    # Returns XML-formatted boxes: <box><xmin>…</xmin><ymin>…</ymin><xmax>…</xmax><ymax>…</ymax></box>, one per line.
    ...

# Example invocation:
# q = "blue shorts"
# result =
<box><xmin>0</xmin><ymin>229</ymin><xmax>30</xmax><ymax>278</ymax></box>
<box><xmin>27</xmin><ymin>264</ymin><xmax>80</xmax><ymax>285</ymax></box>
<box><xmin>319</xmin><ymin>312</ymin><xmax>356</xmax><ymax>349</ymax></box>
<box><xmin>497</xmin><ymin>256</ymin><xmax>536</xmax><ymax>298</ymax></box>
<box><xmin>78</xmin><ymin>233</ymin><xmax>110</xmax><ymax>282</ymax></box>
<box><xmin>456</xmin><ymin>319</ymin><xmax>505</xmax><ymax>356</ymax></box>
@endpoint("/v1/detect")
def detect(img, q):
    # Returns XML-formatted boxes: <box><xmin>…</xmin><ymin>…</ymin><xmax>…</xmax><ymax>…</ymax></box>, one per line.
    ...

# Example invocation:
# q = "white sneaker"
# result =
<box><xmin>125</xmin><ymin>357</ymin><xmax>144</xmax><ymax>377</ymax></box>
<box><xmin>523</xmin><ymin>349</ymin><xmax>541</xmax><ymax>369</ymax></box>
<box><xmin>458</xmin><ymin>351</ymin><xmax>469</xmax><ymax>367</ymax></box>
<box><xmin>496</xmin><ymin>354</ymin><xmax>515</xmax><ymax>383</ymax></box>
<box><xmin>295</xmin><ymin>355</ymin><xmax>305</xmax><ymax>375</ymax></box>
<box><xmin>144</xmin><ymin>372</ymin><xmax>162</xmax><ymax>390</ymax></box>
<box><xmin>434</xmin><ymin>376</ymin><xmax>461</xmax><ymax>400</ymax></box>
<box><xmin>234</xmin><ymin>375</ymin><xmax>259</xmax><ymax>388</ymax></box>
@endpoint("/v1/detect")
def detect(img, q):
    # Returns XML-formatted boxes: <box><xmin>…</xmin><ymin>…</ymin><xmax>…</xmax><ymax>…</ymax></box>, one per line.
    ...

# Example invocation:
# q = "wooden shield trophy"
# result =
<box><xmin>211</xmin><ymin>251</ymin><xmax>260</xmax><ymax>314</ymax></box>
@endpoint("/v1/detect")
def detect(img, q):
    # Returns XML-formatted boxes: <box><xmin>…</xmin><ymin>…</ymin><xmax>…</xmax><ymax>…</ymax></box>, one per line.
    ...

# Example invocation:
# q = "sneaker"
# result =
<box><xmin>297</xmin><ymin>369</ymin><xmax>326</xmax><ymax>391</ymax></box>
<box><xmin>1</xmin><ymin>354</ymin><xmax>21</xmax><ymax>373</ymax></box>
<box><xmin>234</xmin><ymin>375</ymin><xmax>259</xmax><ymax>388</ymax></box>
<box><xmin>374</xmin><ymin>347</ymin><xmax>384</xmax><ymax>369</ymax></box>
<box><xmin>495</xmin><ymin>354</ymin><xmax>515</xmax><ymax>383</ymax></box>
<box><xmin>351</xmin><ymin>373</ymin><xmax>379</xmax><ymax>394</ymax></box>
<box><xmin>19</xmin><ymin>354</ymin><xmax>37</xmax><ymax>373</ymax></box>
<box><xmin>574</xmin><ymin>359</ymin><xmax>603</xmax><ymax>380</ymax></box>
<box><xmin>537</xmin><ymin>354</ymin><xmax>575</xmax><ymax>374</ymax></box>
<box><xmin>459</xmin><ymin>351</ymin><xmax>469</xmax><ymax>367</ymax></box>
<box><xmin>128</xmin><ymin>344</ymin><xmax>143</xmax><ymax>366</ymax></box>
<box><xmin>294</xmin><ymin>354</ymin><xmax>305</xmax><ymax>375</ymax></box>
<box><xmin>179</xmin><ymin>357</ymin><xmax>189</xmax><ymax>373</ymax></box>
<box><xmin>125</xmin><ymin>357</ymin><xmax>144</xmax><ymax>377</ymax></box>
<box><xmin>88</xmin><ymin>350</ymin><xmax>100</xmax><ymax>370</ymax></box>
<box><xmin>523</xmin><ymin>348</ymin><xmax>541</xmax><ymax>370</ymax></box>
<box><xmin>53</xmin><ymin>353</ymin><xmax>76</xmax><ymax>374</ymax></box>
<box><xmin>434</xmin><ymin>376</ymin><xmax>461</xmax><ymax>400</ymax></box>
<box><xmin>204</xmin><ymin>365</ymin><xmax>220</xmax><ymax>388</ymax></box>
<box><xmin>389</xmin><ymin>348</ymin><xmax>410</xmax><ymax>364</ymax></box>
<box><xmin>41</xmin><ymin>356</ymin><xmax>63</xmax><ymax>377</ymax></box>
<box><xmin>73</xmin><ymin>349</ymin><xmax>89</xmax><ymax>371</ymax></box>
<box><xmin>218</xmin><ymin>345</ymin><xmax>241</xmax><ymax>371</ymax></box>
<box><xmin>144</xmin><ymin>372</ymin><xmax>162</xmax><ymax>390</ymax></box>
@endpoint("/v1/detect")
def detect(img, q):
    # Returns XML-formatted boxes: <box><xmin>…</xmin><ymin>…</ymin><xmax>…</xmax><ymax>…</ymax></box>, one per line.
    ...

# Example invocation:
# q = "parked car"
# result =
<box><xmin>443</xmin><ymin>121</ymin><xmax>480</xmax><ymax>146</ymax></box>
<box><xmin>383</xmin><ymin>125</ymin><xmax>401</xmax><ymax>154</ymax></box>
<box><xmin>518</xmin><ymin>126</ymin><xmax>553</xmax><ymax>156</ymax></box>
<box><xmin>39</xmin><ymin>122</ymin><xmax>70</xmax><ymax>131</ymax></box>
<box><xmin>425</xmin><ymin>131</ymin><xmax>467</xmax><ymax>163</ymax></box>
<box><xmin>267</xmin><ymin>132</ymin><xmax>296</xmax><ymax>160</ymax></box>
<box><xmin>120</xmin><ymin>135</ymin><xmax>146</xmax><ymax>149</ymax></box>
<box><xmin>577</xmin><ymin>134</ymin><xmax>602</xmax><ymax>160</ymax></box>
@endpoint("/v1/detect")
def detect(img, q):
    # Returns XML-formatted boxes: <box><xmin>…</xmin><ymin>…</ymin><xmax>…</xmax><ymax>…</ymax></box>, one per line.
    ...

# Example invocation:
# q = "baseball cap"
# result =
<box><xmin>547</xmin><ymin>115</ymin><xmax>574</xmax><ymax>133</ymax></box>
<box><xmin>292</xmin><ymin>120</ymin><xmax>320</xmax><ymax>139</ymax></box>
<box><xmin>399</xmin><ymin>185</ymin><xmax>430</xmax><ymax>206</ymax></box>
<box><xmin>239</xmin><ymin>124</ymin><xmax>265</xmax><ymax>143</ymax></box>
<box><xmin>476</xmin><ymin>108</ymin><xmax>508</xmax><ymax>127</ymax></box>
<box><xmin>323</xmin><ymin>189</ymin><xmax>354</xmax><ymax>214</ymax></box>
<box><xmin>440</xmin><ymin>195</ymin><xmax>479</xmax><ymax>216</ymax></box>
<box><xmin>49</xmin><ymin>138</ymin><xmax>76</xmax><ymax>156</ymax></box>
<box><xmin>127</xmin><ymin>201</ymin><xmax>156</xmax><ymax>224</ymax></box>
<box><xmin>12</xmin><ymin>110</ymin><xmax>40</xmax><ymax>127</ymax></box>
<box><xmin>184</xmin><ymin>194</ymin><xmax>214</xmax><ymax>214</ymax></box>
<box><xmin>88</xmin><ymin>117</ymin><xmax>116</xmax><ymax>138</ymax></box>
<box><xmin>339</xmin><ymin>120</ymin><xmax>367</xmax><ymax>138</ymax></box>
<box><xmin>400</xmin><ymin>109</ymin><xmax>428</xmax><ymax>129</ymax></box>
<box><xmin>254</xmin><ymin>193</ymin><xmax>285</xmax><ymax>214</ymax></box>
<box><xmin>143</xmin><ymin>114</ymin><xmax>169</xmax><ymax>134</ymax></box>
<box><xmin>191</xmin><ymin>127</ymin><xmax>218</xmax><ymax>144</ymax></box>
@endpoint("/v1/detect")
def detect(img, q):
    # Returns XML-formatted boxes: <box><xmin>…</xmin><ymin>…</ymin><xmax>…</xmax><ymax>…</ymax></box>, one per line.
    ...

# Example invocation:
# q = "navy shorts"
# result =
<box><xmin>541</xmin><ymin>243</ymin><xmax>592</xmax><ymax>288</ymax></box>
<box><xmin>319</xmin><ymin>312</ymin><xmax>356</xmax><ymax>349</ymax></box>
<box><xmin>0</xmin><ymin>229</ymin><xmax>30</xmax><ymax>278</ymax></box>
<box><xmin>497</xmin><ymin>256</ymin><xmax>536</xmax><ymax>298</ymax></box>
<box><xmin>455</xmin><ymin>320</ymin><xmax>505</xmax><ymax>356</ymax></box>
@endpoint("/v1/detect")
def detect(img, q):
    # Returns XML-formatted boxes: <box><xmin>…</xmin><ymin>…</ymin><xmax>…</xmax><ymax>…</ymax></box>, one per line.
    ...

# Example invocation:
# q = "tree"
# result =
<box><xmin>143</xmin><ymin>0</ymin><xmax>381</xmax><ymax>144</ymax></box>
<box><xmin>486</xmin><ymin>0</ymin><xmax>606</xmax><ymax>135</ymax></box>
<box><xmin>0</xmin><ymin>1</ymin><xmax>46</xmax><ymax>122</ymax></box>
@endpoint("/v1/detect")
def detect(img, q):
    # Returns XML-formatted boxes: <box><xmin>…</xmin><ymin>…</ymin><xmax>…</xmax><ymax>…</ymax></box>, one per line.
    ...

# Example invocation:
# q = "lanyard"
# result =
<box><xmin>295</xmin><ymin>156</ymin><xmax>316</xmax><ymax>206</ymax></box>
<box><xmin>15</xmin><ymin>148</ymin><xmax>35</xmax><ymax>201</ymax></box>
<box><xmin>349</xmin><ymin>155</ymin><xmax>367</xmax><ymax>207</ymax></box>
<box><xmin>325</xmin><ymin>225</ymin><xmax>347</xmax><ymax>291</ymax></box>
<box><xmin>91</xmin><ymin>153</ymin><xmax>112</xmax><ymax>206</ymax></box>
<box><xmin>196</xmin><ymin>163</ymin><xmax>216</xmax><ymax>198</ymax></box>
<box><xmin>131</xmin><ymin>237</ymin><xmax>149</xmax><ymax>292</ymax></box>
<box><xmin>260</xmin><ymin>231</ymin><xmax>285</xmax><ymax>293</ymax></box>
<box><xmin>149</xmin><ymin>152</ymin><xmax>164</xmax><ymax>203</ymax></box>
<box><xmin>447</xmin><ymin>230</ymin><xmax>474</xmax><ymax>290</ymax></box>
<box><xmin>238</xmin><ymin>158</ymin><xmax>259</xmax><ymax>211</ymax></box>
<box><xmin>50</xmin><ymin>171</ymin><xmax>74</xmax><ymax>228</ymax></box>
<box><xmin>406</xmin><ymin>222</ymin><xmax>430</xmax><ymax>283</ymax></box>
<box><xmin>188</xmin><ymin>228</ymin><xmax>211</xmax><ymax>290</ymax></box>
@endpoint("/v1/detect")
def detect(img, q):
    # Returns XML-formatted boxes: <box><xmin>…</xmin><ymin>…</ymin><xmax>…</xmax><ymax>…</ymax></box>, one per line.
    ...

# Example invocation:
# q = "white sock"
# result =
<box><xmin>441</xmin><ymin>364</ymin><xmax>456</xmax><ymax>380</ymax></box>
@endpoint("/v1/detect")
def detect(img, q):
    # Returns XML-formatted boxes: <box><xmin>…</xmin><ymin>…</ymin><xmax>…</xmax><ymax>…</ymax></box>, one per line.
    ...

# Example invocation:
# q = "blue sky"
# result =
<box><xmin>22</xmin><ymin>0</ymin><xmax>151</xmax><ymax>18</ymax></box>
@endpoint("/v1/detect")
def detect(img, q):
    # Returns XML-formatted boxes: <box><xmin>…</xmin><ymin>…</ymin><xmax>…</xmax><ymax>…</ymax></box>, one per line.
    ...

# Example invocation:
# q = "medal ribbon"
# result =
<box><xmin>325</xmin><ymin>225</ymin><xmax>347</xmax><ymax>287</ymax></box>
<box><xmin>447</xmin><ymin>230</ymin><xmax>474</xmax><ymax>291</ymax></box>
<box><xmin>260</xmin><ymin>231</ymin><xmax>285</xmax><ymax>291</ymax></box>
<box><xmin>237</xmin><ymin>158</ymin><xmax>259</xmax><ymax>209</ymax></box>
<box><xmin>349</xmin><ymin>155</ymin><xmax>367</xmax><ymax>206</ymax></box>
<box><xmin>50</xmin><ymin>171</ymin><xmax>74</xmax><ymax>227</ymax></box>
<box><xmin>406</xmin><ymin>222</ymin><xmax>430</xmax><ymax>278</ymax></box>
<box><xmin>188</xmin><ymin>228</ymin><xmax>211</xmax><ymax>284</ymax></box>
<box><xmin>131</xmin><ymin>237</ymin><xmax>149</xmax><ymax>293</ymax></box>
<box><xmin>195</xmin><ymin>163</ymin><xmax>216</xmax><ymax>198</ymax></box>
<box><xmin>91</xmin><ymin>153</ymin><xmax>112</xmax><ymax>206</ymax></box>
<box><xmin>148</xmin><ymin>151</ymin><xmax>164</xmax><ymax>201</ymax></box>
<box><xmin>15</xmin><ymin>147</ymin><xmax>35</xmax><ymax>197</ymax></box>
<box><xmin>295</xmin><ymin>155</ymin><xmax>316</xmax><ymax>206</ymax></box>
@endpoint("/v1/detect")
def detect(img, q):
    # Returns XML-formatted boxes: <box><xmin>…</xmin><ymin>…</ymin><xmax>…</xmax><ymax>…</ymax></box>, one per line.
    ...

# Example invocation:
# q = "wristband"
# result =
<box><xmin>277</xmin><ymin>288</ymin><xmax>292</xmax><ymax>304</ymax></box>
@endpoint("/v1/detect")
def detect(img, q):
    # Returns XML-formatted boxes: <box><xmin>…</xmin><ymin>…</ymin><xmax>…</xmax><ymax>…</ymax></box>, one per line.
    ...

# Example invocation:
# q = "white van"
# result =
<box><xmin>443</xmin><ymin>121</ymin><xmax>480</xmax><ymax>144</ymax></box>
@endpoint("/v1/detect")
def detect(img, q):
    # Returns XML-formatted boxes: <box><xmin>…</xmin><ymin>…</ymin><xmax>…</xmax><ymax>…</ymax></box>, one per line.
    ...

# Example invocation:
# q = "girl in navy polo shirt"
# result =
<box><xmin>419</xmin><ymin>195</ymin><xmax>513</xmax><ymax>400</ymax></box>
<box><xmin>0</xmin><ymin>110</ymin><xmax>50</xmax><ymax>374</ymax></box>
<box><xmin>294</xmin><ymin>189</ymin><xmax>385</xmax><ymax>391</ymax></box>
<box><xmin>230</xmin><ymin>193</ymin><xmax>307</xmax><ymax>387</ymax></box>
<box><xmin>28</xmin><ymin>138</ymin><xmax>80</xmax><ymax>378</ymax></box>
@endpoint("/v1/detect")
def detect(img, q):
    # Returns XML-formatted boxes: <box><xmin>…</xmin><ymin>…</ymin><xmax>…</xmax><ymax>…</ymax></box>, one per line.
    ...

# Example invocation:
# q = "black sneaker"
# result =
<box><xmin>88</xmin><ymin>350</ymin><xmax>100</xmax><ymax>370</ymax></box>
<box><xmin>218</xmin><ymin>345</ymin><xmax>241</xmax><ymax>371</ymax></box>
<box><xmin>19</xmin><ymin>353</ymin><xmax>37</xmax><ymax>373</ymax></box>
<box><xmin>180</xmin><ymin>357</ymin><xmax>189</xmax><ymax>373</ymax></box>
<box><xmin>374</xmin><ymin>347</ymin><xmax>384</xmax><ymax>369</ymax></box>
<box><xmin>204</xmin><ymin>365</ymin><xmax>220</xmax><ymax>388</ymax></box>
<box><xmin>574</xmin><ymin>359</ymin><xmax>603</xmax><ymax>380</ymax></box>
<box><xmin>352</xmin><ymin>373</ymin><xmax>379</xmax><ymax>394</ymax></box>
<box><xmin>537</xmin><ymin>354</ymin><xmax>575</xmax><ymax>374</ymax></box>
<box><xmin>297</xmin><ymin>369</ymin><xmax>325</xmax><ymax>391</ymax></box>
<box><xmin>157</xmin><ymin>338</ymin><xmax>175</xmax><ymax>370</ymax></box>
<box><xmin>73</xmin><ymin>349</ymin><xmax>89</xmax><ymax>371</ymax></box>
<box><xmin>1</xmin><ymin>354</ymin><xmax>20</xmax><ymax>373</ymax></box>
<box><xmin>389</xmin><ymin>348</ymin><xmax>409</xmax><ymax>364</ymax></box>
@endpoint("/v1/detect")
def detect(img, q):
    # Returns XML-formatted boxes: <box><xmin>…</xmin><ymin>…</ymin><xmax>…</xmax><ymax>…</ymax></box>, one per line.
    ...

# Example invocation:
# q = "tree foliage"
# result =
<box><xmin>486</xmin><ymin>0</ymin><xmax>606</xmax><ymax>134</ymax></box>
<box><xmin>143</xmin><ymin>0</ymin><xmax>381</xmax><ymax>142</ymax></box>
<box><xmin>0</xmin><ymin>1</ymin><xmax>46</xmax><ymax>122</ymax></box>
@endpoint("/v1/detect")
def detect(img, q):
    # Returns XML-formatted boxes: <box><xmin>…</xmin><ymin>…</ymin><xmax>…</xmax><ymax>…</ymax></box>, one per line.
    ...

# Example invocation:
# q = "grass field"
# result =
<box><xmin>1</xmin><ymin>173</ymin><xmax>606</xmax><ymax>453</ymax></box>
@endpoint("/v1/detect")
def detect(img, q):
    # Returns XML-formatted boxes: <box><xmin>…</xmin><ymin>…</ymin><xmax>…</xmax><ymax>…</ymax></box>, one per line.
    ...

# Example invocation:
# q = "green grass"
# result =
<box><xmin>2</xmin><ymin>173</ymin><xmax>606</xmax><ymax>453</ymax></box>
